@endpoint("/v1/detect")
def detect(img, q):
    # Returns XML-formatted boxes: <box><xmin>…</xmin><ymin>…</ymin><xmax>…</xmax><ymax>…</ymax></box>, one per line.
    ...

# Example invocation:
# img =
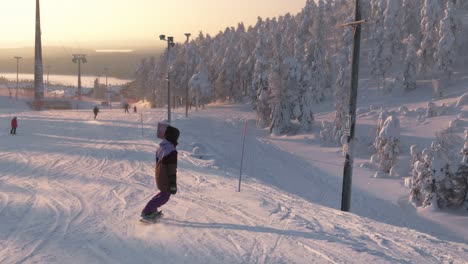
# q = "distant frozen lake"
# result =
<box><xmin>0</xmin><ymin>73</ymin><xmax>132</xmax><ymax>87</ymax></box>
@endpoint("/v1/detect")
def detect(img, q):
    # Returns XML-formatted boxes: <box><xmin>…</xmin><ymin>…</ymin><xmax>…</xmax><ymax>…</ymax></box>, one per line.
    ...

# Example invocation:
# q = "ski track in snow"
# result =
<box><xmin>0</xmin><ymin>105</ymin><xmax>467</xmax><ymax>263</ymax></box>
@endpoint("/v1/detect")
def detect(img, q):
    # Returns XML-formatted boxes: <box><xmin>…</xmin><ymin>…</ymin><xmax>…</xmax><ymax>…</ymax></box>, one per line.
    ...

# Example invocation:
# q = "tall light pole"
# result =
<box><xmin>72</xmin><ymin>54</ymin><xmax>87</xmax><ymax>100</ymax></box>
<box><xmin>104</xmin><ymin>67</ymin><xmax>109</xmax><ymax>105</ymax></box>
<box><xmin>184</xmin><ymin>33</ymin><xmax>191</xmax><ymax>118</ymax></box>
<box><xmin>159</xmin><ymin>34</ymin><xmax>175</xmax><ymax>123</ymax></box>
<box><xmin>14</xmin><ymin>56</ymin><xmax>22</xmax><ymax>100</ymax></box>
<box><xmin>46</xmin><ymin>65</ymin><xmax>51</xmax><ymax>85</ymax></box>
<box><xmin>34</xmin><ymin>0</ymin><xmax>44</xmax><ymax>107</ymax></box>
<box><xmin>341</xmin><ymin>0</ymin><xmax>365</xmax><ymax>212</ymax></box>
<box><xmin>96</xmin><ymin>74</ymin><xmax>101</xmax><ymax>99</ymax></box>
<box><xmin>45</xmin><ymin>65</ymin><xmax>51</xmax><ymax>95</ymax></box>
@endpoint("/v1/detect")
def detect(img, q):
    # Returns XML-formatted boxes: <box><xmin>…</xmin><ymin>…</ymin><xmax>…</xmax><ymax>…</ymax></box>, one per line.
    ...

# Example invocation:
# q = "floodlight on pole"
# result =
<box><xmin>46</xmin><ymin>65</ymin><xmax>51</xmax><ymax>85</ymax></box>
<box><xmin>14</xmin><ymin>56</ymin><xmax>22</xmax><ymax>100</ymax></box>
<box><xmin>184</xmin><ymin>33</ymin><xmax>191</xmax><ymax>118</ymax></box>
<box><xmin>72</xmin><ymin>54</ymin><xmax>87</xmax><ymax>100</ymax></box>
<box><xmin>160</xmin><ymin>34</ymin><xmax>175</xmax><ymax>123</ymax></box>
<box><xmin>104</xmin><ymin>67</ymin><xmax>110</xmax><ymax>105</ymax></box>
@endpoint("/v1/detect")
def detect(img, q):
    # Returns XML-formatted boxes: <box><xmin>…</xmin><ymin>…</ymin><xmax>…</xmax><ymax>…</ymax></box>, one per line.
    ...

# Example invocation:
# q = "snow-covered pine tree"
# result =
<box><xmin>401</xmin><ymin>0</ymin><xmax>422</xmax><ymax>40</ymax></box>
<box><xmin>374</xmin><ymin>114</ymin><xmax>401</xmax><ymax>174</ymax></box>
<box><xmin>449</xmin><ymin>131</ymin><xmax>468</xmax><ymax>208</ymax></box>
<box><xmin>252</xmin><ymin>31</ymin><xmax>271</xmax><ymax>128</ymax></box>
<box><xmin>383</xmin><ymin>0</ymin><xmax>403</xmax><ymax>61</ymax></box>
<box><xmin>418</xmin><ymin>0</ymin><xmax>443</xmax><ymax>77</ymax></box>
<box><xmin>269</xmin><ymin>51</ymin><xmax>292</xmax><ymax>135</ymax></box>
<box><xmin>369</xmin><ymin>0</ymin><xmax>390</xmax><ymax>92</ymax></box>
<box><xmin>457</xmin><ymin>130</ymin><xmax>468</xmax><ymax>209</ymax></box>
<box><xmin>403</xmin><ymin>34</ymin><xmax>418</xmax><ymax>92</ymax></box>
<box><xmin>420</xmin><ymin>148</ymin><xmax>436</xmax><ymax>208</ymax></box>
<box><xmin>321</xmin><ymin>16</ymin><xmax>352</xmax><ymax>145</ymax></box>
<box><xmin>410</xmin><ymin>151</ymin><xmax>431</xmax><ymax>207</ymax></box>
<box><xmin>237</xmin><ymin>24</ymin><xmax>256</xmax><ymax>100</ymax></box>
<box><xmin>431</xmin><ymin>146</ymin><xmax>452</xmax><ymax>208</ymax></box>
<box><xmin>189</xmin><ymin>61</ymin><xmax>211</xmax><ymax>111</ymax></box>
<box><xmin>434</xmin><ymin>1</ymin><xmax>456</xmax><ymax>97</ymax></box>
<box><xmin>410</xmin><ymin>145</ymin><xmax>422</xmax><ymax>183</ymax></box>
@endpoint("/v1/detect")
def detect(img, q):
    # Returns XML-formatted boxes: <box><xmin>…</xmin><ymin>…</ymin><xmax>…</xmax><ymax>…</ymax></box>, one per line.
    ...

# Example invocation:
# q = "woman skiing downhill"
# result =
<box><xmin>141</xmin><ymin>125</ymin><xmax>179</xmax><ymax>221</ymax></box>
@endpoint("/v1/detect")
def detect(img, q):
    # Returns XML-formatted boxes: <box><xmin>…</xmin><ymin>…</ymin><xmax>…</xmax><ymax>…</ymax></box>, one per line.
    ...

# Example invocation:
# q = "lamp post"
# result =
<box><xmin>184</xmin><ymin>33</ymin><xmax>191</xmax><ymax>118</ymax></box>
<box><xmin>159</xmin><ymin>34</ymin><xmax>175</xmax><ymax>123</ymax></box>
<box><xmin>14</xmin><ymin>56</ymin><xmax>22</xmax><ymax>100</ymax></box>
<box><xmin>45</xmin><ymin>65</ymin><xmax>51</xmax><ymax>95</ymax></box>
<box><xmin>72</xmin><ymin>54</ymin><xmax>87</xmax><ymax>100</ymax></box>
<box><xmin>46</xmin><ymin>65</ymin><xmax>51</xmax><ymax>85</ymax></box>
<box><xmin>96</xmin><ymin>74</ymin><xmax>101</xmax><ymax>99</ymax></box>
<box><xmin>104</xmin><ymin>67</ymin><xmax>110</xmax><ymax>106</ymax></box>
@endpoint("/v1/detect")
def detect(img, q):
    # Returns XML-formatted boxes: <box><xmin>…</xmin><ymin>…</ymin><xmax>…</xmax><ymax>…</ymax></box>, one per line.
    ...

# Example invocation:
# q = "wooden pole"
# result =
<box><xmin>341</xmin><ymin>0</ymin><xmax>363</xmax><ymax>212</ymax></box>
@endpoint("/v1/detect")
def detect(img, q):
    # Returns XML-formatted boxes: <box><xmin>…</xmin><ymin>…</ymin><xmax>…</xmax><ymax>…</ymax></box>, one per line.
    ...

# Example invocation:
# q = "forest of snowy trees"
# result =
<box><xmin>134</xmin><ymin>0</ymin><xmax>468</xmax><ymax>137</ymax></box>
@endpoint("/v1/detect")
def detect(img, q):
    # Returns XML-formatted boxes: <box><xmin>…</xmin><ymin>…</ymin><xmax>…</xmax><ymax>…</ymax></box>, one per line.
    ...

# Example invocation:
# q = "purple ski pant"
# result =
<box><xmin>142</xmin><ymin>191</ymin><xmax>171</xmax><ymax>214</ymax></box>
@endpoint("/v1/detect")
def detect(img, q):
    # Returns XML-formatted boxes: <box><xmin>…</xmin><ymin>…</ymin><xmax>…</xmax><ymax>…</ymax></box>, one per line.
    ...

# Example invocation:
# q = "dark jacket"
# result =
<box><xmin>156</xmin><ymin>151</ymin><xmax>177</xmax><ymax>193</ymax></box>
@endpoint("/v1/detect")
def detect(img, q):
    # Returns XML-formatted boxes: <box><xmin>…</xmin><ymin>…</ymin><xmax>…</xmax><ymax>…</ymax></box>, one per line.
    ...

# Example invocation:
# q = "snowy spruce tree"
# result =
<box><xmin>268</xmin><ymin>52</ymin><xmax>292</xmax><ymax>135</ymax></box>
<box><xmin>383</xmin><ymin>0</ymin><xmax>403</xmax><ymax>66</ymax></box>
<box><xmin>252</xmin><ymin>31</ymin><xmax>271</xmax><ymax>128</ymax></box>
<box><xmin>402</xmin><ymin>34</ymin><xmax>418</xmax><ymax>92</ymax></box>
<box><xmin>450</xmin><ymin>131</ymin><xmax>468</xmax><ymax>209</ymax></box>
<box><xmin>410</xmin><ymin>148</ymin><xmax>434</xmax><ymax>207</ymax></box>
<box><xmin>373</xmin><ymin>114</ymin><xmax>400</xmax><ymax>175</ymax></box>
<box><xmin>321</xmin><ymin>16</ymin><xmax>352</xmax><ymax>145</ymax></box>
<box><xmin>401</xmin><ymin>0</ymin><xmax>422</xmax><ymax>40</ymax></box>
<box><xmin>369</xmin><ymin>0</ymin><xmax>390</xmax><ymax>92</ymax></box>
<box><xmin>418</xmin><ymin>0</ymin><xmax>442</xmax><ymax>76</ymax></box>
<box><xmin>434</xmin><ymin>1</ymin><xmax>456</xmax><ymax>97</ymax></box>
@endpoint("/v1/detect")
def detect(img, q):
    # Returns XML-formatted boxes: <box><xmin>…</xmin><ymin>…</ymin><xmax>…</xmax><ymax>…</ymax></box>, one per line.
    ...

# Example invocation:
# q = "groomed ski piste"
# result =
<box><xmin>0</xmin><ymin>89</ymin><xmax>467</xmax><ymax>264</ymax></box>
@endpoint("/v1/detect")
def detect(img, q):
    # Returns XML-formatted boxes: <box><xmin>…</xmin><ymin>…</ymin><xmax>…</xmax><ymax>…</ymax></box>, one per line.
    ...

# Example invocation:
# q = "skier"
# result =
<box><xmin>133</xmin><ymin>105</ymin><xmax>137</xmax><ymax>113</ymax></box>
<box><xmin>141</xmin><ymin>125</ymin><xmax>180</xmax><ymax>221</ymax></box>
<box><xmin>10</xmin><ymin>116</ymin><xmax>17</xmax><ymax>135</ymax></box>
<box><xmin>93</xmin><ymin>106</ymin><xmax>100</xmax><ymax>119</ymax></box>
<box><xmin>124</xmin><ymin>103</ymin><xmax>129</xmax><ymax>113</ymax></box>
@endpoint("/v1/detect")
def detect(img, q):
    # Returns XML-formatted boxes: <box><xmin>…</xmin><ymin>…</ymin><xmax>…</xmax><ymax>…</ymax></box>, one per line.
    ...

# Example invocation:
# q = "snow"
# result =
<box><xmin>1</xmin><ymin>93</ymin><xmax>467</xmax><ymax>263</ymax></box>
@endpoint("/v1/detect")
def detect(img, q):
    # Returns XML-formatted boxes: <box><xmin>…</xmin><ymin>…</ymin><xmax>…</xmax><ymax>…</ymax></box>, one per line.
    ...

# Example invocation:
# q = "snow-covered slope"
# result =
<box><xmin>0</xmin><ymin>95</ymin><xmax>467</xmax><ymax>264</ymax></box>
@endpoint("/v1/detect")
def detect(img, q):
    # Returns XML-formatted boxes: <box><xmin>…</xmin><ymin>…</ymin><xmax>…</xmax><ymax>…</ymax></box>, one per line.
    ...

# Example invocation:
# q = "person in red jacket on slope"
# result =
<box><xmin>10</xmin><ymin>117</ymin><xmax>17</xmax><ymax>135</ymax></box>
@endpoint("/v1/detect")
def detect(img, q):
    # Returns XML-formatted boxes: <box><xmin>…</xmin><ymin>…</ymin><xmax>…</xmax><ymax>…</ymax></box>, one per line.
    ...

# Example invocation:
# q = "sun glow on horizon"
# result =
<box><xmin>0</xmin><ymin>0</ymin><xmax>306</xmax><ymax>49</ymax></box>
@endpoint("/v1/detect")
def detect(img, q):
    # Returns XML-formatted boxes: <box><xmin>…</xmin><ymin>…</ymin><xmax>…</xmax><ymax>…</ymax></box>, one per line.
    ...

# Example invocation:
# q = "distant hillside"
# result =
<box><xmin>0</xmin><ymin>46</ymin><xmax>163</xmax><ymax>79</ymax></box>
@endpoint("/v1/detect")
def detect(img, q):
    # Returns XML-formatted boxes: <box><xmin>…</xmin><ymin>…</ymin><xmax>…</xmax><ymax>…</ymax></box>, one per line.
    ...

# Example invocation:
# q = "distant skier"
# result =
<box><xmin>93</xmin><ymin>106</ymin><xmax>100</xmax><ymax>119</ymax></box>
<box><xmin>10</xmin><ymin>116</ymin><xmax>17</xmax><ymax>135</ymax></box>
<box><xmin>141</xmin><ymin>125</ymin><xmax>180</xmax><ymax>221</ymax></box>
<box><xmin>124</xmin><ymin>103</ymin><xmax>130</xmax><ymax>113</ymax></box>
<box><xmin>133</xmin><ymin>105</ymin><xmax>137</xmax><ymax>113</ymax></box>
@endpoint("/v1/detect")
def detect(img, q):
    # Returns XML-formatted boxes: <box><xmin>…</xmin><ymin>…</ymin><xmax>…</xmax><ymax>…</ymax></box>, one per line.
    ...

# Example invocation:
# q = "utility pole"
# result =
<box><xmin>104</xmin><ymin>67</ymin><xmax>109</xmax><ymax>104</ymax></box>
<box><xmin>96</xmin><ymin>74</ymin><xmax>101</xmax><ymax>99</ymax></box>
<box><xmin>159</xmin><ymin>34</ymin><xmax>175</xmax><ymax>123</ymax></box>
<box><xmin>72</xmin><ymin>54</ymin><xmax>87</xmax><ymax>100</ymax></box>
<box><xmin>341</xmin><ymin>0</ymin><xmax>365</xmax><ymax>212</ymax></box>
<box><xmin>184</xmin><ymin>33</ymin><xmax>191</xmax><ymax>118</ymax></box>
<box><xmin>14</xmin><ymin>56</ymin><xmax>22</xmax><ymax>100</ymax></box>
<box><xmin>46</xmin><ymin>65</ymin><xmax>51</xmax><ymax>85</ymax></box>
<box><xmin>34</xmin><ymin>0</ymin><xmax>44</xmax><ymax>107</ymax></box>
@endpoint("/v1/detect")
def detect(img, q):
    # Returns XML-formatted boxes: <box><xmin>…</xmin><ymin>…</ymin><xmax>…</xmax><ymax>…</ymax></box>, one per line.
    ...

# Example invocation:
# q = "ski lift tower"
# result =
<box><xmin>34</xmin><ymin>0</ymin><xmax>45</xmax><ymax>109</ymax></box>
<box><xmin>72</xmin><ymin>54</ymin><xmax>87</xmax><ymax>100</ymax></box>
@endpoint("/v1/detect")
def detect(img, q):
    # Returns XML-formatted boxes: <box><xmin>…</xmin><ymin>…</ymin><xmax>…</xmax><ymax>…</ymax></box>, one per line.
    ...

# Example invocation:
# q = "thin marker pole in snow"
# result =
<box><xmin>341</xmin><ymin>0</ymin><xmax>364</xmax><ymax>212</ymax></box>
<box><xmin>238</xmin><ymin>120</ymin><xmax>247</xmax><ymax>192</ymax></box>
<box><xmin>140</xmin><ymin>113</ymin><xmax>144</xmax><ymax>137</ymax></box>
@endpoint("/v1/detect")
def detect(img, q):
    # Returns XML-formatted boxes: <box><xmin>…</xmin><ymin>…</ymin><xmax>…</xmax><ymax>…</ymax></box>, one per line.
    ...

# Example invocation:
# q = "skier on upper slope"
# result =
<box><xmin>93</xmin><ymin>106</ymin><xmax>99</xmax><ymax>119</ymax></box>
<box><xmin>141</xmin><ymin>125</ymin><xmax>179</xmax><ymax>221</ymax></box>
<box><xmin>10</xmin><ymin>116</ymin><xmax>17</xmax><ymax>135</ymax></box>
